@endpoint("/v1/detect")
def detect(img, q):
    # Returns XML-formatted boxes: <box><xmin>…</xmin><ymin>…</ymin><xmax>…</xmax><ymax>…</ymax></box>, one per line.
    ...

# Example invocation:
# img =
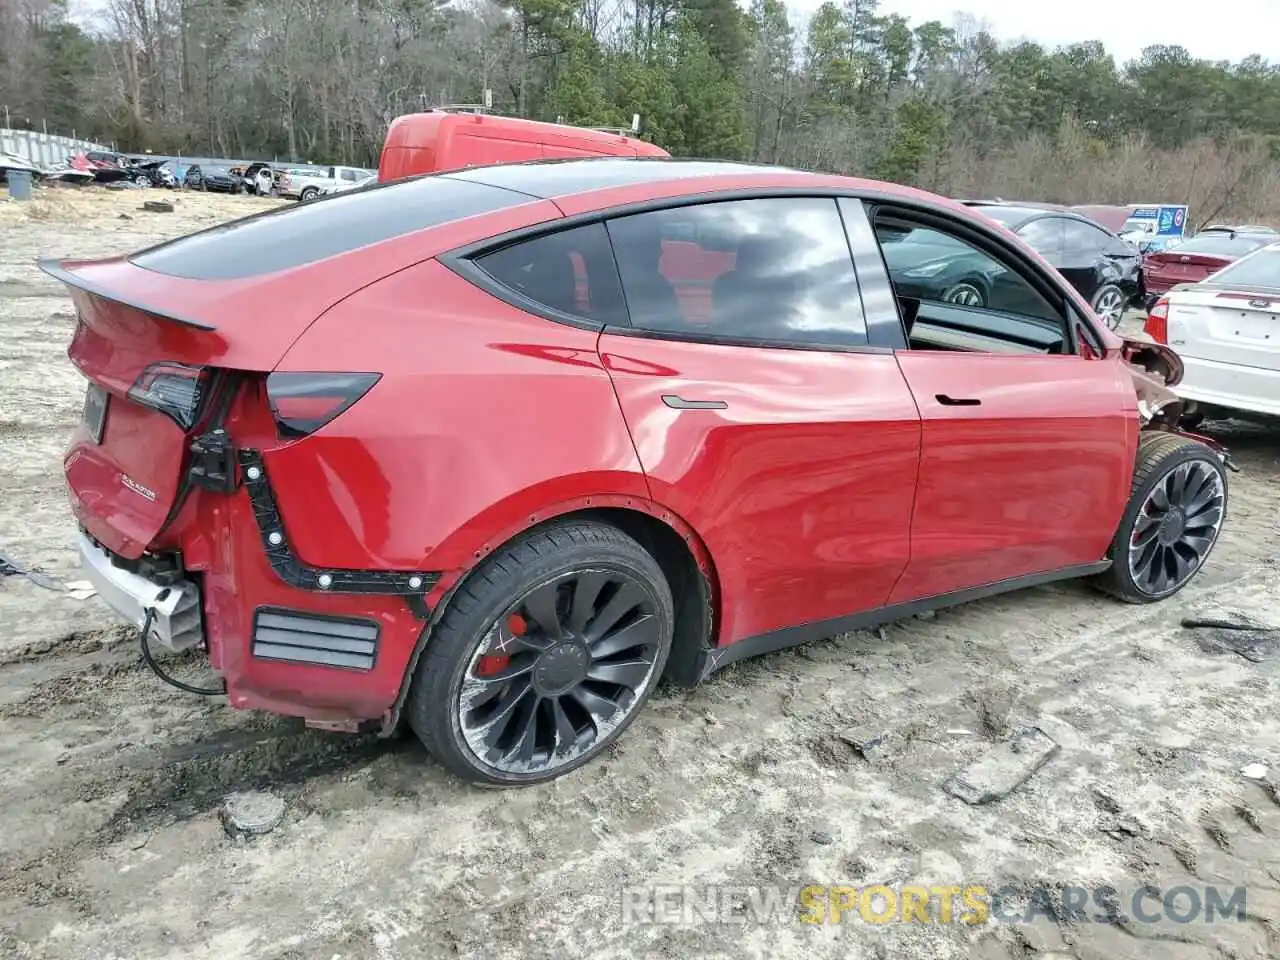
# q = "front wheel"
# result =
<box><xmin>942</xmin><ymin>280</ymin><xmax>986</xmax><ymax>307</ymax></box>
<box><xmin>1093</xmin><ymin>432</ymin><xmax>1227</xmax><ymax>603</ymax></box>
<box><xmin>299</xmin><ymin>187</ymin><xmax>319</xmax><ymax>202</ymax></box>
<box><xmin>408</xmin><ymin>520</ymin><xmax>674</xmax><ymax>785</ymax></box>
<box><xmin>1091</xmin><ymin>284</ymin><xmax>1126</xmax><ymax>330</ymax></box>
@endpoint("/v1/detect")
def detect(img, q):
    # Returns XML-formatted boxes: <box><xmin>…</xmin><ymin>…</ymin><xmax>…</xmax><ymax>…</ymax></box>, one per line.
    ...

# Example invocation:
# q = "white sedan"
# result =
<box><xmin>1145</xmin><ymin>239</ymin><xmax>1280</xmax><ymax>422</ymax></box>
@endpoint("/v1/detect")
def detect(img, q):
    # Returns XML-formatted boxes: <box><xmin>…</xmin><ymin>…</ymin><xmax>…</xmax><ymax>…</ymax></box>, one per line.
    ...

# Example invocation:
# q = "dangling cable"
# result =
<box><xmin>138</xmin><ymin>607</ymin><xmax>227</xmax><ymax>696</ymax></box>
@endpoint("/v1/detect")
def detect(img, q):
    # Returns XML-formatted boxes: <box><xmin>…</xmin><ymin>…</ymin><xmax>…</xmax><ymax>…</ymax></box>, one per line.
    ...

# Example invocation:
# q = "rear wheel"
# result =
<box><xmin>1093</xmin><ymin>432</ymin><xmax>1227</xmax><ymax>603</ymax></box>
<box><xmin>408</xmin><ymin>520</ymin><xmax>673</xmax><ymax>785</ymax></box>
<box><xmin>300</xmin><ymin>186</ymin><xmax>319</xmax><ymax>202</ymax></box>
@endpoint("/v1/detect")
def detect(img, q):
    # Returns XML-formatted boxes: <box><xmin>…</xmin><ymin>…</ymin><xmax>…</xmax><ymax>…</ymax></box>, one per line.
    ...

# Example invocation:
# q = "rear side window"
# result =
<box><xmin>1062</xmin><ymin>219</ymin><xmax>1110</xmax><ymax>252</ymax></box>
<box><xmin>1016</xmin><ymin>218</ymin><xmax>1064</xmax><ymax>257</ymax></box>
<box><xmin>474</xmin><ymin>222</ymin><xmax>628</xmax><ymax>325</ymax></box>
<box><xmin>605</xmin><ymin>197</ymin><xmax>868</xmax><ymax>347</ymax></box>
<box><xmin>131</xmin><ymin>177</ymin><xmax>527</xmax><ymax>280</ymax></box>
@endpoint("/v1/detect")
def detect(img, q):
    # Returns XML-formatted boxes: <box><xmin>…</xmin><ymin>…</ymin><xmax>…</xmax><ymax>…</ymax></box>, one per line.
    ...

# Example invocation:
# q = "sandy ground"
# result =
<box><xmin>0</xmin><ymin>186</ymin><xmax>1278</xmax><ymax>960</ymax></box>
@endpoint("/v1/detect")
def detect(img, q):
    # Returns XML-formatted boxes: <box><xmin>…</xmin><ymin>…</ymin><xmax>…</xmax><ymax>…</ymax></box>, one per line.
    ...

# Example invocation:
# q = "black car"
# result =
<box><xmin>183</xmin><ymin>164</ymin><xmax>246</xmax><ymax>194</ymax></box>
<box><xmin>961</xmin><ymin>205</ymin><xmax>1143</xmax><ymax>329</ymax></box>
<box><xmin>127</xmin><ymin>158</ymin><xmax>177</xmax><ymax>188</ymax></box>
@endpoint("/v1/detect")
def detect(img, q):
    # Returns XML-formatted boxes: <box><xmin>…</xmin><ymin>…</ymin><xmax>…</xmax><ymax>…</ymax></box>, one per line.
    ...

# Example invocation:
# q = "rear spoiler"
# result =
<box><xmin>37</xmin><ymin>258</ymin><xmax>218</xmax><ymax>331</ymax></box>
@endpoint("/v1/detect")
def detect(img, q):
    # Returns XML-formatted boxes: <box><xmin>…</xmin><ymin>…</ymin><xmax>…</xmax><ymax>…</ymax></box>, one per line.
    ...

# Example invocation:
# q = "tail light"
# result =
<box><xmin>1144</xmin><ymin>298</ymin><xmax>1169</xmax><ymax>344</ymax></box>
<box><xmin>128</xmin><ymin>362</ymin><xmax>209</xmax><ymax>429</ymax></box>
<box><xmin>266</xmin><ymin>372</ymin><xmax>380</xmax><ymax>439</ymax></box>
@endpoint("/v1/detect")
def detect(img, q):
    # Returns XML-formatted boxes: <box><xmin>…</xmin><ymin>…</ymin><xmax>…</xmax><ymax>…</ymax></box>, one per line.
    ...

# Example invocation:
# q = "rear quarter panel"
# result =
<box><xmin>266</xmin><ymin>259</ymin><xmax>651</xmax><ymax>575</ymax></box>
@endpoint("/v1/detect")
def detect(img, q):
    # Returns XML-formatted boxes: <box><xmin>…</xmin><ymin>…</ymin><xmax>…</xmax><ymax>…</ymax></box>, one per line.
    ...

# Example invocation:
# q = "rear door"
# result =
<box><xmin>598</xmin><ymin>197</ymin><xmax>921</xmax><ymax>645</ymax></box>
<box><xmin>852</xmin><ymin>199</ymin><xmax>1135</xmax><ymax>603</ymax></box>
<box><xmin>463</xmin><ymin>196</ymin><xmax>923</xmax><ymax>647</ymax></box>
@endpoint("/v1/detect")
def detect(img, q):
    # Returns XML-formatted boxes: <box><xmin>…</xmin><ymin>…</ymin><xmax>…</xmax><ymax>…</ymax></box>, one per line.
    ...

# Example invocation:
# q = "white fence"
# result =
<box><xmin>1</xmin><ymin>128</ymin><xmax>113</xmax><ymax>168</ymax></box>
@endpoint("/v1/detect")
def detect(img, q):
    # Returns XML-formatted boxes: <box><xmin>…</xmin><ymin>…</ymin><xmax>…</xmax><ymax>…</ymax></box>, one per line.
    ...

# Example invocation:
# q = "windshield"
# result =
<box><xmin>1201</xmin><ymin>244</ymin><xmax>1280</xmax><ymax>290</ymax></box>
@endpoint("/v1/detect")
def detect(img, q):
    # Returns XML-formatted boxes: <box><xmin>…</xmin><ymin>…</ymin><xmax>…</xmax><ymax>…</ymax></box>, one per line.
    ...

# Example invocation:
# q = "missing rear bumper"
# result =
<box><xmin>77</xmin><ymin>533</ymin><xmax>204</xmax><ymax>651</ymax></box>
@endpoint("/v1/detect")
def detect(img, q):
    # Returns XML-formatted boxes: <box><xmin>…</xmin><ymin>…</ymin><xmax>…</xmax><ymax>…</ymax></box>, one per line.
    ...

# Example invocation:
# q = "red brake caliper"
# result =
<box><xmin>476</xmin><ymin>613</ymin><xmax>526</xmax><ymax>676</ymax></box>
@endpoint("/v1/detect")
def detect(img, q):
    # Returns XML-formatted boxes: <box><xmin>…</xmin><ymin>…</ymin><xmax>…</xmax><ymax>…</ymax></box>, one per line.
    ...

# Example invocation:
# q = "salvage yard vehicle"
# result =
<box><xmin>378</xmin><ymin>108</ymin><xmax>669</xmax><ymax>181</ymax></box>
<box><xmin>950</xmin><ymin>204</ymin><xmax>1143</xmax><ymax>329</ymax></box>
<box><xmin>279</xmin><ymin>165</ymin><xmax>374</xmax><ymax>201</ymax></box>
<box><xmin>41</xmin><ymin>159</ymin><xmax>1231</xmax><ymax>786</ymax></box>
<box><xmin>1142</xmin><ymin>230</ymin><xmax>1275</xmax><ymax>307</ymax></box>
<box><xmin>183</xmin><ymin>164</ymin><xmax>246</xmax><ymax>194</ymax></box>
<box><xmin>1119</xmin><ymin>204</ymin><xmax>1188</xmax><ymax>254</ymax></box>
<box><xmin>1146</xmin><ymin>239</ymin><xmax>1280</xmax><ymax>423</ymax></box>
<box><xmin>319</xmin><ymin>173</ymin><xmax>376</xmax><ymax>196</ymax></box>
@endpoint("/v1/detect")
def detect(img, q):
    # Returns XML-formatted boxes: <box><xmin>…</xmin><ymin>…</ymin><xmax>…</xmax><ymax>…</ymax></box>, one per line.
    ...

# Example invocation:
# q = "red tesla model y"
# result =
<box><xmin>43</xmin><ymin>160</ymin><xmax>1230</xmax><ymax>784</ymax></box>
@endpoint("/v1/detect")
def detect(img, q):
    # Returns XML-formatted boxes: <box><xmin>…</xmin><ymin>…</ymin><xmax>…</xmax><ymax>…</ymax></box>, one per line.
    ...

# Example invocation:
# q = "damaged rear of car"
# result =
<box><xmin>44</xmin><ymin>175</ymin><xmax>546</xmax><ymax>723</ymax></box>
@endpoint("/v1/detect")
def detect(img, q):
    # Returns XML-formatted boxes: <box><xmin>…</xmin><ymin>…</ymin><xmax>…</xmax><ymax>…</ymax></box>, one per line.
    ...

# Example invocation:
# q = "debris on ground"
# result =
<box><xmin>1240</xmin><ymin>762</ymin><xmax>1268</xmax><ymax>780</ymax></box>
<box><xmin>943</xmin><ymin>727</ymin><xmax>1060</xmax><ymax>805</ymax></box>
<box><xmin>1098</xmin><ymin>814</ymin><xmax>1147</xmax><ymax>840</ymax></box>
<box><xmin>64</xmin><ymin>580</ymin><xmax>97</xmax><ymax>600</ymax></box>
<box><xmin>142</xmin><ymin>200</ymin><xmax>174</xmax><ymax>213</ymax></box>
<box><xmin>0</xmin><ymin>548</ymin><xmax>63</xmax><ymax>591</ymax></box>
<box><xmin>220</xmin><ymin>790</ymin><xmax>286</xmax><ymax>837</ymax></box>
<box><xmin>1183</xmin><ymin>610</ymin><xmax>1277</xmax><ymax>661</ymax></box>
<box><xmin>809</xmin><ymin>829</ymin><xmax>834</xmax><ymax>845</ymax></box>
<box><xmin>838</xmin><ymin>726</ymin><xmax>888</xmax><ymax>761</ymax></box>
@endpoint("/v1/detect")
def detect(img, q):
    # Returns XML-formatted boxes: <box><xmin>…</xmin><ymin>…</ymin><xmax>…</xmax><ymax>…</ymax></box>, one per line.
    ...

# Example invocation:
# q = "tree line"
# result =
<box><xmin>4</xmin><ymin>0</ymin><xmax>1280</xmax><ymax>221</ymax></box>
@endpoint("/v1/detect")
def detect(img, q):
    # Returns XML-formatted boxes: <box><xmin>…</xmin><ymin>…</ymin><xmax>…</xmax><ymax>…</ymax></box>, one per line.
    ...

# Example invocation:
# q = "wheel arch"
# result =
<box><xmin>379</xmin><ymin>498</ymin><xmax>722</xmax><ymax>735</ymax></box>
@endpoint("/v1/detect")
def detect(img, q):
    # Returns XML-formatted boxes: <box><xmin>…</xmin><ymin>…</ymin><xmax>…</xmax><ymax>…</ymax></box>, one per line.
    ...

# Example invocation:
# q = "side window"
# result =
<box><xmin>1063</xmin><ymin>219</ymin><xmax>1110</xmax><ymax>254</ymax></box>
<box><xmin>473</xmin><ymin>221</ymin><xmax>628</xmax><ymax>325</ymax></box>
<box><xmin>1016</xmin><ymin>218</ymin><xmax>1064</xmax><ymax>258</ymax></box>
<box><xmin>341</xmin><ymin>169</ymin><xmax>359</xmax><ymax>182</ymax></box>
<box><xmin>605</xmin><ymin>198</ymin><xmax>867</xmax><ymax>347</ymax></box>
<box><xmin>874</xmin><ymin>216</ymin><xmax>1068</xmax><ymax>354</ymax></box>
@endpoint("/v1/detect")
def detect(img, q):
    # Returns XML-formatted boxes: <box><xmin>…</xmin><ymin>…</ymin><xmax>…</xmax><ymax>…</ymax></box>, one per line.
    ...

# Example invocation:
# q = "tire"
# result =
<box><xmin>1092</xmin><ymin>432</ymin><xmax>1227</xmax><ymax>603</ymax></box>
<box><xmin>1091</xmin><ymin>284</ymin><xmax>1126</xmax><ymax>330</ymax></box>
<box><xmin>407</xmin><ymin>519</ymin><xmax>674</xmax><ymax>786</ymax></box>
<box><xmin>299</xmin><ymin>187</ymin><xmax>318</xmax><ymax>202</ymax></box>
<box><xmin>942</xmin><ymin>280</ymin><xmax>986</xmax><ymax>307</ymax></box>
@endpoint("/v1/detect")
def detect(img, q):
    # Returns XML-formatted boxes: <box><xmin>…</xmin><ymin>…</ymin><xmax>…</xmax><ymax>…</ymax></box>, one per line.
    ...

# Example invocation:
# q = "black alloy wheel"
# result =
<box><xmin>408</xmin><ymin>520</ymin><xmax>674</xmax><ymax>785</ymax></box>
<box><xmin>1095</xmin><ymin>432</ymin><xmax>1227</xmax><ymax>602</ymax></box>
<box><xmin>457</xmin><ymin>569</ymin><xmax>664</xmax><ymax>775</ymax></box>
<box><xmin>1126</xmin><ymin>457</ymin><xmax>1225</xmax><ymax>596</ymax></box>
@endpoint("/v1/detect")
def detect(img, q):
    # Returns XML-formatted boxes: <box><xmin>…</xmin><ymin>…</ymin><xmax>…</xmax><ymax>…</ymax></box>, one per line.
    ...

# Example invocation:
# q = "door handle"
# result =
<box><xmin>662</xmin><ymin>395</ymin><xmax>727</xmax><ymax>410</ymax></box>
<box><xmin>935</xmin><ymin>394</ymin><xmax>981</xmax><ymax>406</ymax></box>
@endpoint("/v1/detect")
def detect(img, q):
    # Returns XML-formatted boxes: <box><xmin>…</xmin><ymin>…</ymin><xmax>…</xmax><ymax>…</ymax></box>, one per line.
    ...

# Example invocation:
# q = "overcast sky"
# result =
<box><xmin>68</xmin><ymin>0</ymin><xmax>1280</xmax><ymax>67</ymax></box>
<box><xmin>808</xmin><ymin>0</ymin><xmax>1280</xmax><ymax>66</ymax></box>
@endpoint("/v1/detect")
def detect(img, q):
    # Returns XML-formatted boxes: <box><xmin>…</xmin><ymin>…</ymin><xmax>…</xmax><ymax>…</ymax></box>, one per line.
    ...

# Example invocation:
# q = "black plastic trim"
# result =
<box><xmin>251</xmin><ymin>606</ymin><xmax>381</xmax><ymax>672</ymax></box>
<box><xmin>239</xmin><ymin>449</ymin><xmax>440</xmax><ymax>605</ymax></box>
<box><xmin>37</xmin><ymin>258</ymin><xmax>218</xmax><ymax>330</ymax></box>
<box><xmin>693</xmin><ymin>560</ymin><xmax>1113</xmax><ymax>680</ymax></box>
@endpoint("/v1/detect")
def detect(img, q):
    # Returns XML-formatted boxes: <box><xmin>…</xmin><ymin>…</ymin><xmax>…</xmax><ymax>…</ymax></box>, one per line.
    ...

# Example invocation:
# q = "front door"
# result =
<box><xmin>856</xmin><ymin>203</ymin><xmax>1136</xmax><ymax>604</ymax></box>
